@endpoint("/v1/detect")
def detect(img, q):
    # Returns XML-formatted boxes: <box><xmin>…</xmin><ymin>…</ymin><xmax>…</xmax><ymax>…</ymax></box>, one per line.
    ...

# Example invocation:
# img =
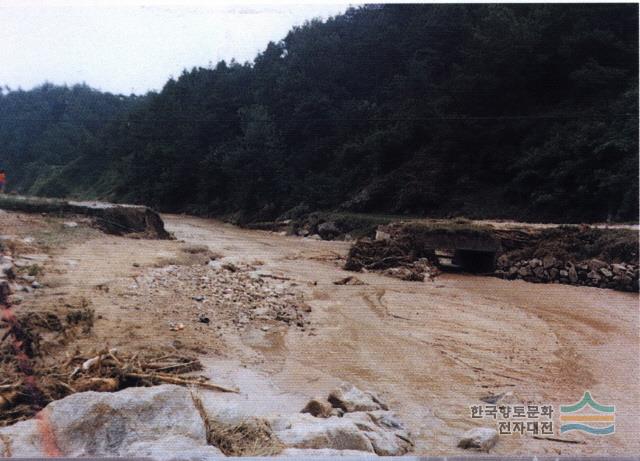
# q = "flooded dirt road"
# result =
<box><xmin>162</xmin><ymin>215</ymin><xmax>639</xmax><ymax>456</ymax></box>
<box><xmin>13</xmin><ymin>210</ymin><xmax>636</xmax><ymax>455</ymax></box>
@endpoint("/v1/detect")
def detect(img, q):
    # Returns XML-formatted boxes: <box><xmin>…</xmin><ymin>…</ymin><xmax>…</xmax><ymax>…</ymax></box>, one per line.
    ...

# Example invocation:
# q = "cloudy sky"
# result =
<box><xmin>0</xmin><ymin>1</ymin><xmax>352</xmax><ymax>95</ymax></box>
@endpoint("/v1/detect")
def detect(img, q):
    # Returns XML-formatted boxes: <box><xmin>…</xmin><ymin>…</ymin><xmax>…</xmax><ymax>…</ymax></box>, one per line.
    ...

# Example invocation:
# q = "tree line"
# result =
<box><xmin>1</xmin><ymin>4</ymin><xmax>638</xmax><ymax>222</ymax></box>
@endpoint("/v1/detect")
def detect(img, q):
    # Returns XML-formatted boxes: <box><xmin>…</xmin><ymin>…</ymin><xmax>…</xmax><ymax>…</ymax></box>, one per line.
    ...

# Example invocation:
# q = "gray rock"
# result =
<box><xmin>281</xmin><ymin>448</ymin><xmax>375</xmax><ymax>456</ymax></box>
<box><xmin>343</xmin><ymin>411</ymin><xmax>413</xmax><ymax>456</ymax></box>
<box><xmin>496</xmin><ymin>255</ymin><xmax>510</xmax><ymax>268</ymax></box>
<box><xmin>517</xmin><ymin>266</ymin><xmax>531</xmax><ymax>277</ymax></box>
<box><xmin>599</xmin><ymin>267</ymin><xmax>613</xmax><ymax>278</ymax></box>
<box><xmin>611</xmin><ymin>263</ymin><xmax>627</xmax><ymax>275</ymax></box>
<box><xmin>542</xmin><ymin>255</ymin><xmax>556</xmax><ymax>269</ymax></box>
<box><xmin>0</xmin><ymin>420</ymin><xmax>45</xmax><ymax>457</ymax></box>
<box><xmin>269</xmin><ymin>413</ymin><xmax>375</xmax><ymax>453</ymax></box>
<box><xmin>587</xmin><ymin>270</ymin><xmax>601</xmax><ymax>282</ymax></box>
<box><xmin>588</xmin><ymin>259</ymin><xmax>608</xmax><ymax>272</ymax></box>
<box><xmin>317</xmin><ymin>222</ymin><xmax>341</xmax><ymax>240</ymax></box>
<box><xmin>0</xmin><ymin>262</ymin><xmax>13</xmax><ymax>277</ymax></box>
<box><xmin>529</xmin><ymin>258</ymin><xmax>542</xmax><ymax>268</ymax></box>
<box><xmin>457</xmin><ymin>427</ymin><xmax>498</xmax><ymax>452</ymax></box>
<box><xmin>123</xmin><ymin>438</ymin><xmax>224</xmax><ymax>461</ymax></box>
<box><xmin>568</xmin><ymin>265</ymin><xmax>579</xmax><ymax>283</ymax></box>
<box><xmin>0</xmin><ymin>385</ymin><xmax>223</xmax><ymax>458</ymax></box>
<box><xmin>328</xmin><ymin>383</ymin><xmax>388</xmax><ymax>413</ymax></box>
<box><xmin>270</xmin><ymin>410</ymin><xmax>412</xmax><ymax>456</ymax></box>
<box><xmin>532</xmin><ymin>266</ymin><xmax>545</xmax><ymax>279</ymax></box>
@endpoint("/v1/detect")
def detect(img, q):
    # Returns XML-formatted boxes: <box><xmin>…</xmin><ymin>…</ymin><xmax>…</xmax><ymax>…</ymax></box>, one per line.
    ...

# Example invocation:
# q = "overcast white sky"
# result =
<box><xmin>0</xmin><ymin>1</ymin><xmax>353</xmax><ymax>95</ymax></box>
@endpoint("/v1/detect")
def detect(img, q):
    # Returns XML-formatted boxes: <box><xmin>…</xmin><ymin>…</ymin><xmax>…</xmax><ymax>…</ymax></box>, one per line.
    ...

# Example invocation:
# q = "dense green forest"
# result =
<box><xmin>1</xmin><ymin>4</ymin><xmax>638</xmax><ymax>222</ymax></box>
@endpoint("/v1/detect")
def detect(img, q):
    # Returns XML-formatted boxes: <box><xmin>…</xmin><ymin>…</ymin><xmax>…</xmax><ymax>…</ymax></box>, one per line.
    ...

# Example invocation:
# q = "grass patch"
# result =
<box><xmin>191</xmin><ymin>391</ymin><xmax>283</xmax><ymax>457</ymax></box>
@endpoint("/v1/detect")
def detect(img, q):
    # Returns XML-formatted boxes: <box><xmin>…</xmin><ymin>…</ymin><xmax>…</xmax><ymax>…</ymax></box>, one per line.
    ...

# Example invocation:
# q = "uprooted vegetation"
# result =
<box><xmin>495</xmin><ymin>226</ymin><xmax>638</xmax><ymax>265</ymax></box>
<box><xmin>343</xmin><ymin>239</ymin><xmax>440</xmax><ymax>282</ymax></box>
<box><xmin>0</xmin><ymin>303</ymin><xmax>233</xmax><ymax>427</ymax></box>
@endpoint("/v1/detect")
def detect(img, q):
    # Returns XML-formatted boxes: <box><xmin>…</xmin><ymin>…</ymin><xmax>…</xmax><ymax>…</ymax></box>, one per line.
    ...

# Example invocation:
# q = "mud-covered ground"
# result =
<box><xmin>1</xmin><ymin>210</ymin><xmax>638</xmax><ymax>455</ymax></box>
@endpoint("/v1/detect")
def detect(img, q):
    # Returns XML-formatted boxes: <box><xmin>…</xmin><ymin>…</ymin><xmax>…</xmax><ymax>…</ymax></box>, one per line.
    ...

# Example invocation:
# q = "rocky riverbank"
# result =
<box><xmin>0</xmin><ymin>383</ymin><xmax>415</xmax><ymax>458</ymax></box>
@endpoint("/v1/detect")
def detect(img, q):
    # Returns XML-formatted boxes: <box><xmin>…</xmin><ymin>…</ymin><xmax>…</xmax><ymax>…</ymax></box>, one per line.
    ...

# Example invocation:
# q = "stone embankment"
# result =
<box><xmin>494</xmin><ymin>255</ymin><xmax>638</xmax><ymax>292</ymax></box>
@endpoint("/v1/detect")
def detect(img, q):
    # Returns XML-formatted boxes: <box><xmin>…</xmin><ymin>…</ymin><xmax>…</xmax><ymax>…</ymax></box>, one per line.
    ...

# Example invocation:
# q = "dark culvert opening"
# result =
<box><xmin>451</xmin><ymin>249</ymin><xmax>497</xmax><ymax>273</ymax></box>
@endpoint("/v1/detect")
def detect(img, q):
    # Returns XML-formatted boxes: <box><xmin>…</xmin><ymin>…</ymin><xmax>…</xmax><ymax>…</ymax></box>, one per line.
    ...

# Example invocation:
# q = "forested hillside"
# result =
<box><xmin>0</xmin><ymin>84</ymin><xmax>142</xmax><ymax>196</ymax></box>
<box><xmin>1</xmin><ymin>4</ymin><xmax>638</xmax><ymax>222</ymax></box>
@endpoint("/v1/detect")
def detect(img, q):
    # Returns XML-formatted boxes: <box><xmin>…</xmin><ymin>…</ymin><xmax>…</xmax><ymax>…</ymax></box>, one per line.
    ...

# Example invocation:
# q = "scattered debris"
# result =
<box><xmin>344</xmin><ymin>238</ymin><xmax>440</xmax><ymax>282</ymax></box>
<box><xmin>532</xmin><ymin>435</ymin><xmax>585</xmax><ymax>444</ymax></box>
<box><xmin>0</xmin><ymin>339</ymin><xmax>236</xmax><ymax>427</ymax></box>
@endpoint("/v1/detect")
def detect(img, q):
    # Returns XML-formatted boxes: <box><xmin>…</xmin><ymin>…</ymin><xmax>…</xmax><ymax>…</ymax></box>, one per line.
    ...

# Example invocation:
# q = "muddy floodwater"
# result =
<box><xmin>162</xmin><ymin>215</ymin><xmax>639</xmax><ymax>456</ymax></box>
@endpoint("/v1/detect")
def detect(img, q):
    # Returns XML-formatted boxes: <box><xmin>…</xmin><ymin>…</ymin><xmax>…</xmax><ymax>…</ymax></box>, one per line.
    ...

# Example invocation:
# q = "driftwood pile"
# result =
<box><xmin>344</xmin><ymin>239</ymin><xmax>413</xmax><ymax>272</ymax></box>
<box><xmin>0</xmin><ymin>286</ymin><xmax>236</xmax><ymax>427</ymax></box>
<box><xmin>0</xmin><ymin>346</ymin><xmax>237</xmax><ymax>427</ymax></box>
<box><xmin>344</xmin><ymin>239</ymin><xmax>439</xmax><ymax>282</ymax></box>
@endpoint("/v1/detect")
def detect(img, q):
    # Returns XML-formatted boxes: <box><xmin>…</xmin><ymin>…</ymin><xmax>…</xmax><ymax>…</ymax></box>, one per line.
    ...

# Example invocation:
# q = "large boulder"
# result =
<box><xmin>457</xmin><ymin>427</ymin><xmax>498</xmax><ymax>452</ymax></box>
<box><xmin>317</xmin><ymin>221</ymin><xmax>341</xmax><ymax>240</ymax></box>
<box><xmin>328</xmin><ymin>383</ymin><xmax>388</xmax><ymax>412</ymax></box>
<box><xmin>342</xmin><ymin>411</ymin><xmax>413</xmax><ymax>456</ymax></box>
<box><xmin>269</xmin><ymin>413</ymin><xmax>374</xmax><ymax>452</ymax></box>
<box><xmin>0</xmin><ymin>385</ymin><xmax>223</xmax><ymax>459</ymax></box>
<box><xmin>269</xmin><ymin>411</ymin><xmax>412</xmax><ymax>456</ymax></box>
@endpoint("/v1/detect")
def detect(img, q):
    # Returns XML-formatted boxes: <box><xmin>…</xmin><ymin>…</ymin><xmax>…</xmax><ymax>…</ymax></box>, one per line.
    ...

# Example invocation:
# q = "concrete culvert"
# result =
<box><xmin>452</xmin><ymin>249</ymin><xmax>497</xmax><ymax>273</ymax></box>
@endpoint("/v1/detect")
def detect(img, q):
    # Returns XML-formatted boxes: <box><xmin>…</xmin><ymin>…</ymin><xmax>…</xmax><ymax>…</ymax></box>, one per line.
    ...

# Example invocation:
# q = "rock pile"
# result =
<box><xmin>0</xmin><ymin>253</ymin><xmax>47</xmax><ymax>297</ymax></box>
<box><xmin>290</xmin><ymin>383</ymin><xmax>413</xmax><ymax>456</ymax></box>
<box><xmin>130</xmin><ymin>261</ymin><xmax>310</xmax><ymax>331</ymax></box>
<box><xmin>494</xmin><ymin>255</ymin><xmax>639</xmax><ymax>292</ymax></box>
<box><xmin>0</xmin><ymin>383</ymin><xmax>414</xmax><ymax>458</ymax></box>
